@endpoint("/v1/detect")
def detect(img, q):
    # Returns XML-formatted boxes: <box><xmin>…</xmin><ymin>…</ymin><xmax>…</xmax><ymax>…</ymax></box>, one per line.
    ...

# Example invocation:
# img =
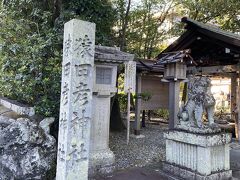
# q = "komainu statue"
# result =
<box><xmin>178</xmin><ymin>76</ymin><xmax>220</xmax><ymax>133</ymax></box>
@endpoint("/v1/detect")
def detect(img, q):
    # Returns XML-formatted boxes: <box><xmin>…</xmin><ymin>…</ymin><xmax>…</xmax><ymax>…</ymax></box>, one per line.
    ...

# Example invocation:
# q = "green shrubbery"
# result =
<box><xmin>118</xmin><ymin>92</ymin><xmax>128</xmax><ymax>112</ymax></box>
<box><xmin>153</xmin><ymin>108</ymin><xmax>169</xmax><ymax>120</ymax></box>
<box><xmin>0</xmin><ymin>1</ymin><xmax>62</xmax><ymax>117</ymax></box>
<box><xmin>0</xmin><ymin>0</ymin><xmax>116</xmax><ymax>118</ymax></box>
<box><xmin>118</xmin><ymin>91</ymin><xmax>153</xmax><ymax>113</ymax></box>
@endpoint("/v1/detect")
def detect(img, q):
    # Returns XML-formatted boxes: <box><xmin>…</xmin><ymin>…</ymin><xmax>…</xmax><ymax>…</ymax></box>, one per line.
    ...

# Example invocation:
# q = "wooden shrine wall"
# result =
<box><xmin>141</xmin><ymin>75</ymin><xmax>169</xmax><ymax>110</ymax></box>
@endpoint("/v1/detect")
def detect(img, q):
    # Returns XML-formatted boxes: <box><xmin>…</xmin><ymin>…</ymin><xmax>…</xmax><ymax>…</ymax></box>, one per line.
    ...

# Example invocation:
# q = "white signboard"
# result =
<box><xmin>124</xmin><ymin>61</ymin><xmax>136</xmax><ymax>93</ymax></box>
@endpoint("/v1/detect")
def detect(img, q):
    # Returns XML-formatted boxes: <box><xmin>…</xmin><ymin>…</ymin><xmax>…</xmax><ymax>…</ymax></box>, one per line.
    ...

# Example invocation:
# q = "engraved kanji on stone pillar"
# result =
<box><xmin>56</xmin><ymin>19</ymin><xmax>95</xmax><ymax>180</ymax></box>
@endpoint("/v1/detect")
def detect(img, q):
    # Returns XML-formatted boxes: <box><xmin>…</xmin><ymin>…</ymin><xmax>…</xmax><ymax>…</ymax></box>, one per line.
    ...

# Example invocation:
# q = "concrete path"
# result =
<box><xmin>95</xmin><ymin>167</ymin><xmax>179</xmax><ymax>180</ymax></box>
<box><xmin>103</xmin><ymin>168</ymin><xmax>168</xmax><ymax>180</ymax></box>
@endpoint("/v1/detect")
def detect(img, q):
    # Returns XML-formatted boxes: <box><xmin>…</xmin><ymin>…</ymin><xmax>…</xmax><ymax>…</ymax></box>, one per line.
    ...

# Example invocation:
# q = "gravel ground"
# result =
<box><xmin>109</xmin><ymin>123</ymin><xmax>168</xmax><ymax>170</ymax></box>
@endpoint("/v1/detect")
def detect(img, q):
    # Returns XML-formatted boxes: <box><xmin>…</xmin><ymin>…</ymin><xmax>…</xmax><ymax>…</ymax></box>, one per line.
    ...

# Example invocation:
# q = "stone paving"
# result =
<box><xmin>109</xmin><ymin>123</ymin><xmax>167</xmax><ymax>171</ymax></box>
<box><xmin>96</xmin><ymin>123</ymin><xmax>240</xmax><ymax>180</ymax></box>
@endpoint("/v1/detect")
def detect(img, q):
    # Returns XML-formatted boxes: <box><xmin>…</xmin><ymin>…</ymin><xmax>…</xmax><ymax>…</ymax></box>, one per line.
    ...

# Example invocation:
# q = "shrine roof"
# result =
<box><xmin>95</xmin><ymin>45</ymin><xmax>134</xmax><ymax>63</ymax></box>
<box><xmin>136</xmin><ymin>59</ymin><xmax>164</xmax><ymax>74</ymax></box>
<box><xmin>156</xmin><ymin>49</ymin><xmax>193</xmax><ymax>65</ymax></box>
<box><xmin>157</xmin><ymin>17</ymin><xmax>240</xmax><ymax>67</ymax></box>
<box><xmin>182</xmin><ymin>17</ymin><xmax>240</xmax><ymax>44</ymax></box>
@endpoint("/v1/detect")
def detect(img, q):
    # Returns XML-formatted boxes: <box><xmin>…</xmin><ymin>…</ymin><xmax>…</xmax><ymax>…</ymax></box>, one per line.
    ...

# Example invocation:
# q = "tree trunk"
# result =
<box><xmin>120</xmin><ymin>0</ymin><xmax>131</xmax><ymax>51</ymax></box>
<box><xmin>110</xmin><ymin>70</ymin><xmax>125</xmax><ymax>131</ymax></box>
<box><xmin>53</xmin><ymin>0</ymin><xmax>62</xmax><ymax>23</ymax></box>
<box><xmin>110</xmin><ymin>95</ymin><xmax>125</xmax><ymax>131</ymax></box>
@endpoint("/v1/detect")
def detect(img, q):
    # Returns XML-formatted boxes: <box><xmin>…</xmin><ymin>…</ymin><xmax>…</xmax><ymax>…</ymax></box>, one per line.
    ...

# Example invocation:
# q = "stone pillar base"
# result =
<box><xmin>134</xmin><ymin>129</ymin><xmax>141</xmax><ymax>135</ymax></box>
<box><xmin>89</xmin><ymin>149</ymin><xmax>115</xmax><ymax>176</ymax></box>
<box><xmin>163</xmin><ymin>162</ymin><xmax>232</xmax><ymax>180</ymax></box>
<box><xmin>164</xmin><ymin>130</ymin><xmax>232</xmax><ymax>180</ymax></box>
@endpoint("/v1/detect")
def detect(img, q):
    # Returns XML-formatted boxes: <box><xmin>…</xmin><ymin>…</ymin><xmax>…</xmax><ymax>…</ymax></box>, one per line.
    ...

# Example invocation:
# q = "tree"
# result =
<box><xmin>114</xmin><ymin>0</ymin><xmax>177</xmax><ymax>59</ymax></box>
<box><xmin>174</xmin><ymin>0</ymin><xmax>240</xmax><ymax>33</ymax></box>
<box><xmin>0</xmin><ymin>0</ymin><xmax>117</xmax><ymax>118</ymax></box>
<box><xmin>113</xmin><ymin>0</ymin><xmax>133</xmax><ymax>51</ymax></box>
<box><xmin>61</xmin><ymin>0</ymin><xmax>117</xmax><ymax>45</ymax></box>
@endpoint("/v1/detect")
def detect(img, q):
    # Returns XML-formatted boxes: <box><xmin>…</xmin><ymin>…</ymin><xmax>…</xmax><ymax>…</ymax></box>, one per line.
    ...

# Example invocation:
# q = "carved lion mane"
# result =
<box><xmin>178</xmin><ymin>76</ymin><xmax>217</xmax><ymax>129</ymax></box>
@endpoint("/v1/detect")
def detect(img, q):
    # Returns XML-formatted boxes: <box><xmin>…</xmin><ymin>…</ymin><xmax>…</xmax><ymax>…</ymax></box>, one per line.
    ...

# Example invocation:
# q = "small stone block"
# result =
<box><xmin>130</xmin><ymin>134</ymin><xmax>145</xmax><ymax>139</ymax></box>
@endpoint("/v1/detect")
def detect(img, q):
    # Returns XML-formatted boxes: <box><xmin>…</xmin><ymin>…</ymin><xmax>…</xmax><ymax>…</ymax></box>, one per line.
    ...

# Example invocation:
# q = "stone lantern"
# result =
<box><xmin>89</xmin><ymin>45</ymin><xmax>134</xmax><ymax>176</ymax></box>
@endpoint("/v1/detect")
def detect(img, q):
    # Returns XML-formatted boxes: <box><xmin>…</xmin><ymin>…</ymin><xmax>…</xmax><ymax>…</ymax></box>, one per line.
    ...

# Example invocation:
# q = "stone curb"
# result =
<box><xmin>0</xmin><ymin>97</ymin><xmax>35</xmax><ymax>116</ymax></box>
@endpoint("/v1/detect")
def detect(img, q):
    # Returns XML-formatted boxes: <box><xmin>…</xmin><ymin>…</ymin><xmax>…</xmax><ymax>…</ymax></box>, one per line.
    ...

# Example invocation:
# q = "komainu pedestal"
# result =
<box><xmin>163</xmin><ymin>76</ymin><xmax>232</xmax><ymax>179</ymax></box>
<box><xmin>163</xmin><ymin>130</ymin><xmax>232</xmax><ymax>180</ymax></box>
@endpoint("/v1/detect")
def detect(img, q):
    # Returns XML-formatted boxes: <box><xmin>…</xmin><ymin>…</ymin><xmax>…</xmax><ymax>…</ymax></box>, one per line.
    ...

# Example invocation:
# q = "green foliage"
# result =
<box><xmin>0</xmin><ymin>1</ymin><xmax>62</xmax><ymax>117</ymax></box>
<box><xmin>114</xmin><ymin>0</ymin><xmax>176</xmax><ymax>58</ymax></box>
<box><xmin>174</xmin><ymin>0</ymin><xmax>240</xmax><ymax>33</ymax></box>
<box><xmin>0</xmin><ymin>0</ymin><xmax>116</xmax><ymax>117</ymax></box>
<box><xmin>153</xmin><ymin>108</ymin><xmax>169</xmax><ymax>120</ymax></box>
<box><xmin>118</xmin><ymin>92</ymin><xmax>128</xmax><ymax>112</ymax></box>
<box><xmin>117</xmin><ymin>73</ymin><xmax>125</xmax><ymax>92</ymax></box>
<box><xmin>139</xmin><ymin>91</ymin><xmax>152</xmax><ymax>101</ymax></box>
<box><xmin>61</xmin><ymin>0</ymin><xmax>117</xmax><ymax>45</ymax></box>
<box><xmin>1</xmin><ymin>0</ymin><xmax>240</xmax><ymax>119</ymax></box>
<box><xmin>132</xmin><ymin>91</ymin><xmax>152</xmax><ymax>101</ymax></box>
<box><xmin>118</xmin><ymin>92</ymin><xmax>136</xmax><ymax>113</ymax></box>
<box><xmin>114</xmin><ymin>0</ymin><xmax>240</xmax><ymax>58</ymax></box>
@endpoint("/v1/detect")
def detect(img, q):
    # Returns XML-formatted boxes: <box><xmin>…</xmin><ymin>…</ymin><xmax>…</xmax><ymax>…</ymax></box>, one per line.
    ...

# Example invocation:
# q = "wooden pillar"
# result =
<box><xmin>237</xmin><ymin>74</ymin><xmax>240</xmax><ymax>142</ymax></box>
<box><xmin>142</xmin><ymin>110</ymin><xmax>146</xmax><ymax>128</ymax></box>
<box><xmin>168</xmin><ymin>81</ymin><xmax>180</xmax><ymax>129</ymax></box>
<box><xmin>134</xmin><ymin>74</ymin><xmax>142</xmax><ymax>135</ymax></box>
<box><xmin>148</xmin><ymin>110</ymin><xmax>151</xmax><ymax>121</ymax></box>
<box><xmin>231</xmin><ymin>74</ymin><xmax>237</xmax><ymax>120</ymax></box>
<box><xmin>231</xmin><ymin>73</ymin><xmax>239</xmax><ymax>139</ymax></box>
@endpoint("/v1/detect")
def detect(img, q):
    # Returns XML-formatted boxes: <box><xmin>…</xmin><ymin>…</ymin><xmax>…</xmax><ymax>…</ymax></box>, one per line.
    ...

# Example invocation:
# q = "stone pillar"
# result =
<box><xmin>168</xmin><ymin>81</ymin><xmax>180</xmax><ymax>129</ymax></box>
<box><xmin>56</xmin><ymin>19</ymin><xmax>95</xmax><ymax>180</ymax></box>
<box><xmin>89</xmin><ymin>95</ymin><xmax>115</xmax><ymax>175</ymax></box>
<box><xmin>134</xmin><ymin>74</ymin><xmax>142</xmax><ymax>135</ymax></box>
<box><xmin>88</xmin><ymin>63</ymin><xmax>118</xmax><ymax>175</ymax></box>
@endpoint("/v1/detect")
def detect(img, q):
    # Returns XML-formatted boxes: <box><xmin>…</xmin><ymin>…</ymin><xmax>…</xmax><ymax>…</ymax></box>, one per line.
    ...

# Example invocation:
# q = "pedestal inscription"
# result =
<box><xmin>56</xmin><ymin>19</ymin><xmax>95</xmax><ymax>180</ymax></box>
